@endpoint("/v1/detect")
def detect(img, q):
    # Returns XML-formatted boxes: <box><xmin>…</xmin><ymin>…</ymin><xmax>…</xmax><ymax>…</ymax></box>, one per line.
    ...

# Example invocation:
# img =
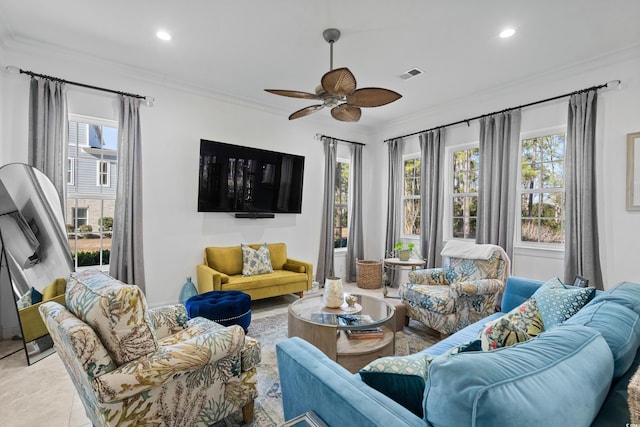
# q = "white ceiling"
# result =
<box><xmin>1</xmin><ymin>0</ymin><xmax>639</xmax><ymax>130</ymax></box>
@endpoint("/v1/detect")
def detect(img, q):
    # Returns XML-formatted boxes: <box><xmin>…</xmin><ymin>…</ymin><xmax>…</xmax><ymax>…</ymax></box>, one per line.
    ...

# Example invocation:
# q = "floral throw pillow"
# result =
<box><xmin>479</xmin><ymin>298</ymin><xmax>544</xmax><ymax>351</ymax></box>
<box><xmin>241</xmin><ymin>243</ymin><xmax>274</xmax><ymax>276</ymax></box>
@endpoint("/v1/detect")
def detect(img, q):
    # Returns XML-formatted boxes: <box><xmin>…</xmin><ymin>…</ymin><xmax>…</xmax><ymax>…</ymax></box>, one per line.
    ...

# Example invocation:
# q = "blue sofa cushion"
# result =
<box><xmin>591</xmin><ymin>281</ymin><xmax>640</xmax><ymax>315</ymax></box>
<box><xmin>423</xmin><ymin>324</ymin><xmax>614</xmax><ymax>427</ymax></box>
<box><xmin>566</xmin><ymin>300</ymin><xmax>640</xmax><ymax>379</ymax></box>
<box><xmin>532</xmin><ymin>277</ymin><xmax>595</xmax><ymax>329</ymax></box>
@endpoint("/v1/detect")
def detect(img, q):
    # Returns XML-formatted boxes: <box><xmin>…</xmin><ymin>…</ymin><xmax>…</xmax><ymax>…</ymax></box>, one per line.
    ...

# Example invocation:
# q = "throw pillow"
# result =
<box><xmin>359</xmin><ymin>353</ymin><xmax>434</xmax><ymax>417</ymax></box>
<box><xmin>480</xmin><ymin>316</ymin><xmax>532</xmax><ymax>351</ymax></box>
<box><xmin>478</xmin><ymin>298</ymin><xmax>543</xmax><ymax>351</ymax></box>
<box><xmin>241</xmin><ymin>243</ymin><xmax>274</xmax><ymax>276</ymax></box>
<box><xmin>30</xmin><ymin>287</ymin><xmax>43</xmax><ymax>304</ymax></box>
<box><xmin>532</xmin><ymin>277</ymin><xmax>596</xmax><ymax>329</ymax></box>
<box><xmin>16</xmin><ymin>288</ymin><xmax>33</xmax><ymax>310</ymax></box>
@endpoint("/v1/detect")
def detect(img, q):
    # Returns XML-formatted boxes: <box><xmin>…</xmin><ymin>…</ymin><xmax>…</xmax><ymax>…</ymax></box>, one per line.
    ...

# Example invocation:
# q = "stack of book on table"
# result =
<box><xmin>337</xmin><ymin>314</ymin><xmax>384</xmax><ymax>339</ymax></box>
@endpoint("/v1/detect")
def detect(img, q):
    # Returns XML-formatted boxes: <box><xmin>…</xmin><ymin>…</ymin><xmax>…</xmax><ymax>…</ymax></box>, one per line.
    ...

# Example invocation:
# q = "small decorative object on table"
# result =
<box><xmin>179</xmin><ymin>276</ymin><xmax>197</xmax><ymax>304</ymax></box>
<box><xmin>323</xmin><ymin>277</ymin><xmax>344</xmax><ymax>308</ymax></box>
<box><xmin>393</xmin><ymin>241</ymin><xmax>415</xmax><ymax>261</ymax></box>
<box><xmin>345</xmin><ymin>294</ymin><xmax>358</xmax><ymax>307</ymax></box>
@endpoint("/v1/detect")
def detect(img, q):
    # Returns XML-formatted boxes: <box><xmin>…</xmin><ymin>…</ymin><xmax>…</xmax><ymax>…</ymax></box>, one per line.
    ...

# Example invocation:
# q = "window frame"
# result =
<box><xmin>67</xmin><ymin>157</ymin><xmax>76</xmax><ymax>185</ymax></box>
<box><xmin>401</xmin><ymin>152</ymin><xmax>421</xmax><ymax>238</ymax></box>
<box><xmin>516</xmin><ymin>126</ymin><xmax>567</xmax><ymax>249</ymax></box>
<box><xmin>71</xmin><ymin>206</ymin><xmax>88</xmax><ymax>228</ymax></box>
<box><xmin>445</xmin><ymin>141</ymin><xmax>479</xmax><ymax>241</ymax></box>
<box><xmin>96</xmin><ymin>160</ymin><xmax>111</xmax><ymax>187</ymax></box>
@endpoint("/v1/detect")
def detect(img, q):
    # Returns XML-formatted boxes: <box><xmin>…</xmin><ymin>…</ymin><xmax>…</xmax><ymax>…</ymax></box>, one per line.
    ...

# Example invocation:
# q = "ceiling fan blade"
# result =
<box><xmin>321</xmin><ymin>67</ymin><xmax>357</xmax><ymax>97</ymax></box>
<box><xmin>331</xmin><ymin>104</ymin><xmax>361</xmax><ymax>122</ymax></box>
<box><xmin>264</xmin><ymin>89</ymin><xmax>319</xmax><ymax>100</ymax></box>
<box><xmin>347</xmin><ymin>87</ymin><xmax>402</xmax><ymax>107</ymax></box>
<box><xmin>289</xmin><ymin>105</ymin><xmax>324</xmax><ymax>120</ymax></box>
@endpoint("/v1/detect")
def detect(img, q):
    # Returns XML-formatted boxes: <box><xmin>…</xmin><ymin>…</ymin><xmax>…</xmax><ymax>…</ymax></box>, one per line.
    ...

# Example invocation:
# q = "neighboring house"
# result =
<box><xmin>66</xmin><ymin>120</ymin><xmax>117</xmax><ymax>236</ymax></box>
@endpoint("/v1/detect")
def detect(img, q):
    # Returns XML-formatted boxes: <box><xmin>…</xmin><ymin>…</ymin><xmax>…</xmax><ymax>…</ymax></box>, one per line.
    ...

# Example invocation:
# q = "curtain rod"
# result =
<box><xmin>6</xmin><ymin>65</ymin><xmax>151</xmax><ymax>102</ymax></box>
<box><xmin>384</xmin><ymin>80</ymin><xmax>621</xmax><ymax>143</ymax></box>
<box><xmin>314</xmin><ymin>133</ymin><xmax>366</xmax><ymax>146</ymax></box>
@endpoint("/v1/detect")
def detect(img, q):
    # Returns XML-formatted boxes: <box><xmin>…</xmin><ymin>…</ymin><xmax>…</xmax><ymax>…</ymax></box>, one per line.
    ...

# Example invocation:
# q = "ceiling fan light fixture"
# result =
<box><xmin>265</xmin><ymin>28</ymin><xmax>402</xmax><ymax>122</ymax></box>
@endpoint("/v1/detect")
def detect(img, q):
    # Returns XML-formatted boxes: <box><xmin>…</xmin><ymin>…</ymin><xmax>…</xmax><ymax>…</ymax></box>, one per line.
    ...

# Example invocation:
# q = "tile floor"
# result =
<box><xmin>0</xmin><ymin>282</ymin><xmax>396</xmax><ymax>426</ymax></box>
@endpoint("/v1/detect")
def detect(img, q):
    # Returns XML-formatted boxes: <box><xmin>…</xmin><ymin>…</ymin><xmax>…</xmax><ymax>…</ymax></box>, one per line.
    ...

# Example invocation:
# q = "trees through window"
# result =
<box><xmin>403</xmin><ymin>157</ymin><xmax>421</xmax><ymax>235</ymax></box>
<box><xmin>451</xmin><ymin>147</ymin><xmax>479</xmax><ymax>239</ymax></box>
<box><xmin>334</xmin><ymin>160</ymin><xmax>349</xmax><ymax>248</ymax></box>
<box><xmin>519</xmin><ymin>132</ymin><xmax>565</xmax><ymax>244</ymax></box>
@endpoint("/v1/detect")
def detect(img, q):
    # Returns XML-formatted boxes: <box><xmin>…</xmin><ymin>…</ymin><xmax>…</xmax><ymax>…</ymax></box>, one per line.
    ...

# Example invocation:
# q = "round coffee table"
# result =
<box><xmin>288</xmin><ymin>294</ymin><xmax>395</xmax><ymax>373</ymax></box>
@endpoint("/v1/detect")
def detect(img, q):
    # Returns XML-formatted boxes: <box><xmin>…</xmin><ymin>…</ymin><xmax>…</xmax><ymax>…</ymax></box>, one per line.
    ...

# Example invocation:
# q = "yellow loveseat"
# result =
<box><xmin>19</xmin><ymin>278</ymin><xmax>66</xmax><ymax>343</ymax></box>
<box><xmin>196</xmin><ymin>243</ymin><xmax>313</xmax><ymax>300</ymax></box>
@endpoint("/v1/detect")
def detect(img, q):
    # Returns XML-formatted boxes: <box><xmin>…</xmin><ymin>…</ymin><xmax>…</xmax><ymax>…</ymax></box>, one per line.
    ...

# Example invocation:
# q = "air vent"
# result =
<box><xmin>400</xmin><ymin>67</ymin><xmax>424</xmax><ymax>80</ymax></box>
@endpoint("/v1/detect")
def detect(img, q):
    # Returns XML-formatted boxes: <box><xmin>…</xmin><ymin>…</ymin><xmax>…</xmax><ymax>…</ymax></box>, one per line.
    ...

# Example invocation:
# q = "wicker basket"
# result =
<box><xmin>356</xmin><ymin>259</ymin><xmax>383</xmax><ymax>289</ymax></box>
<box><xmin>629</xmin><ymin>365</ymin><xmax>640</xmax><ymax>424</ymax></box>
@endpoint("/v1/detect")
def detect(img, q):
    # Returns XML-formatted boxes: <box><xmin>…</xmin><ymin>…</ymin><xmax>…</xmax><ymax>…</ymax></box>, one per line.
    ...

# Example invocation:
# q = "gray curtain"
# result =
<box><xmin>419</xmin><ymin>129</ymin><xmax>445</xmax><ymax>268</ymax></box>
<box><xmin>477</xmin><ymin>110</ymin><xmax>521</xmax><ymax>260</ymax></box>
<box><xmin>316</xmin><ymin>137</ymin><xmax>337</xmax><ymax>285</ymax></box>
<box><xmin>385</xmin><ymin>138</ymin><xmax>404</xmax><ymax>284</ymax></box>
<box><xmin>565</xmin><ymin>90</ymin><xmax>603</xmax><ymax>289</ymax></box>
<box><xmin>109</xmin><ymin>96</ymin><xmax>145</xmax><ymax>291</ymax></box>
<box><xmin>346</xmin><ymin>144</ymin><xmax>363</xmax><ymax>282</ymax></box>
<box><xmin>28</xmin><ymin>77</ymin><xmax>68</xmax><ymax>214</ymax></box>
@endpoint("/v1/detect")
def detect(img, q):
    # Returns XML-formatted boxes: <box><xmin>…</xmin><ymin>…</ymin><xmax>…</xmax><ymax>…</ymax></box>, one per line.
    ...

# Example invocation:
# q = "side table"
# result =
<box><xmin>280</xmin><ymin>411</ymin><xmax>328</xmax><ymax>427</ymax></box>
<box><xmin>382</xmin><ymin>258</ymin><xmax>426</xmax><ymax>297</ymax></box>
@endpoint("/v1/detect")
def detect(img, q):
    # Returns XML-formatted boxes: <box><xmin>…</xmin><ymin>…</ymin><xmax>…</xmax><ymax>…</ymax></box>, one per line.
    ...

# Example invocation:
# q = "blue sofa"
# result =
<box><xmin>276</xmin><ymin>277</ymin><xmax>640</xmax><ymax>427</ymax></box>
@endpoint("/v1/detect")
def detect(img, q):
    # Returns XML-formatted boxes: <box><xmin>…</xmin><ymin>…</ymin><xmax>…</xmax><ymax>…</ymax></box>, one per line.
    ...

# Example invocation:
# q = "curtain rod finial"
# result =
<box><xmin>314</xmin><ymin>133</ymin><xmax>322</xmax><ymax>141</ymax></box>
<box><xmin>4</xmin><ymin>65</ymin><xmax>20</xmax><ymax>74</ymax></box>
<box><xmin>606</xmin><ymin>80</ymin><xmax>622</xmax><ymax>90</ymax></box>
<box><xmin>142</xmin><ymin>96</ymin><xmax>155</xmax><ymax>107</ymax></box>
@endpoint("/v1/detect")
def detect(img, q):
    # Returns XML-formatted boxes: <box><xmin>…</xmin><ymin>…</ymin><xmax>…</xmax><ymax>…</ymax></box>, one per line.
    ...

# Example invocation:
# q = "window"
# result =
<box><xmin>403</xmin><ymin>157</ymin><xmax>421</xmax><ymax>235</ymax></box>
<box><xmin>71</xmin><ymin>207</ymin><xmax>88</xmax><ymax>228</ymax></box>
<box><xmin>519</xmin><ymin>132</ymin><xmax>565</xmax><ymax>244</ymax></box>
<box><xmin>67</xmin><ymin>116</ymin><xmax>118</xmax><ymax>268</ymax></box>
<box><xmin>451</xmin><ymin>147</ymin><xmax>479</xmax><ymax>239</ymax></box>
<box><xmin>334</xmin><ymin>160</ymin><xmax>349</xmax><ymax>248</ymax></box>
<box><xmin>96</xmin><ymin>160</ymin><xmax>111</xmax><ymax>187</ymax></box>
<box><xmin>67</xmin><ymin>157</ymin><xmax>75</xmax><ymax>185</ymax></box>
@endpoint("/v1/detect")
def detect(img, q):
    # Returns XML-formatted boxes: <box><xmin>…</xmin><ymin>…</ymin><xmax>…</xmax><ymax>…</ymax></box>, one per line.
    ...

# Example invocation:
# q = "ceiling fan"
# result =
<box><xmin>265</xmin><ymin>28</ymin><xmax>402</xmax><ymax>122</ymax></box>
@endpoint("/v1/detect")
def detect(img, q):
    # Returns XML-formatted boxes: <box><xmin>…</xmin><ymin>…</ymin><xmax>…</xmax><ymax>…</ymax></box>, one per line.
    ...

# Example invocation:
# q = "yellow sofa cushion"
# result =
<box><xmin>42</xmin><ymin>278</ymin><xmax>67</xmax><ymax>301</ymax></box>
<box><xmin>221</xmin><ymin>270</ymin><xmax>308</xmax><ymax>292</ymax></box>
<box><xmin>205</xmin><ymin>243</ymin><xmax>288</xmax><ymax>274</ymax></box>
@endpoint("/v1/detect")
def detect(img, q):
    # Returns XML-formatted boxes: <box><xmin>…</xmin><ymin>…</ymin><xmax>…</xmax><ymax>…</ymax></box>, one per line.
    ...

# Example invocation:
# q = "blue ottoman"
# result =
<box><xmin>185</xmin><ymin>290</ymin><xmax>251</xmax><ymax>332</ymax></box>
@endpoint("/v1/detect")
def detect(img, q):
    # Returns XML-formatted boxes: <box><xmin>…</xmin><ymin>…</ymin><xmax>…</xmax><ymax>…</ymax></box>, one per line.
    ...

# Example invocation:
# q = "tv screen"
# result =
<box><xmin>198</xmin><ymin>139</ymin><xmax>304</xmax><ymax>214</ymax></box>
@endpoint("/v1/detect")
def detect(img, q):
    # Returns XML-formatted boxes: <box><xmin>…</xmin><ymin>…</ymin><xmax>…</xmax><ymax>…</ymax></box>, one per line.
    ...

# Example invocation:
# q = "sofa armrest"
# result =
<box><xmin>147</xmin><ymin>304</ymin><xmax>189</xmax><ymax>339</ymax></box>
<box><xmin>196</xmin><ymin>264</ymin><xmax>228</xmax><ymax>293</ymax></box>
<box><xmin>408</xmin><ymin>268</ymin><xmax>447</xmax><ymax>286</ymax></box>
<box><xmin>450</xmin><ymin>278</ymin><xmax>505</xmax><ymax>298</ymax></box>
<box><xmin>276</xmin><ymin>337</ymin><xmax>424</xmax><ymax>427</ymax></box>
<box><xmin>500</xmin><ymin>276</ymin><xmax>544</xmax><ymax>312</ymax></box>
<box><xmin>284</xmin><ymin>257</ymin><xmax>313</xmax><ymax>290</ymax></box>
<box><xmin>241</xmin><ymin>336</ymin><xmax>261</xmax><ymax>372</ymax></box>
<box><xmin>93</xmin><ymin>324</ymin><xmax>246</xmax><ymax>403</ymax></box>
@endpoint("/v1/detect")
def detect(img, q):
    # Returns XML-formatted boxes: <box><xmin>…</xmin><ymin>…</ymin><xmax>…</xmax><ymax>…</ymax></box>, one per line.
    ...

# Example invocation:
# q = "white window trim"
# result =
<box><xmin>515</xmin><ymin>125</ymin><xmax>566</xmax><ymax>250</ymax></box>
<box><xmin>444</xmin><ymin>141</ymin><xmax>479</xmax><ymax>242</ymax></box>
<box><xmin>401</xmin><ymin>152</ymin><xmax>421</xmax><ymax>238</ymax></box>
<box><xmin>96</xmin><ymin>160</ymin><xmax>111</xmax><ymax>187</ymax></box>
<box><xmin>72</xmin><ymin>206</ymin><xmax>89</xmax><ymax>227</ymax></box>
<box><xmin>67</xmin><ymin>157</ymin><xmax>75</xmax><ymax>185</ymax></box>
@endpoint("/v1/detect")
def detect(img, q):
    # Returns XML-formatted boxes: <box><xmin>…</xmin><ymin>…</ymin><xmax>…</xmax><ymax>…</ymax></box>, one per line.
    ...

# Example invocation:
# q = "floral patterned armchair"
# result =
<box><xmin>39</xmin><ymin>269</ymin><xmax>260</xmax><ymax>427</ymax></box>
<box><xmin>399</xmin><ymin>241</ymin><xmax>510</xmax><ymax>336</ymax></box>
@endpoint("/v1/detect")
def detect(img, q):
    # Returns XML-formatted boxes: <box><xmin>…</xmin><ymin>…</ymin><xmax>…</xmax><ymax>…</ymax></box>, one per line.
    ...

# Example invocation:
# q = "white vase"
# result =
<box><xmin>323</xmin><ymin>277</ymin><xmax>344</xmax><ymax>308</ymax></box>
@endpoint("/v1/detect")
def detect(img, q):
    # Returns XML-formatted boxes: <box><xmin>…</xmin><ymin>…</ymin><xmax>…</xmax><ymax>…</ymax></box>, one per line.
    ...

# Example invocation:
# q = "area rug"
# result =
<box><xmin>215</xmin><ymin>313</ymin><xmax>440</xmax><ymax>426</ymax></box>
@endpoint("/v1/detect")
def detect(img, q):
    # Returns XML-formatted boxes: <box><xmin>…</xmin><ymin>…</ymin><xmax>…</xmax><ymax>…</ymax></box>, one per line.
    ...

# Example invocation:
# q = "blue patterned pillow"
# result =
<box><xmin>241</xmin><ymin>243</ymin><xmax>274</xmax><ymax>276</ymax></box>
<box><xmin>532</xmin><ymin>277</ymin><xmax>595</xmax><ymax>329</ymax></box>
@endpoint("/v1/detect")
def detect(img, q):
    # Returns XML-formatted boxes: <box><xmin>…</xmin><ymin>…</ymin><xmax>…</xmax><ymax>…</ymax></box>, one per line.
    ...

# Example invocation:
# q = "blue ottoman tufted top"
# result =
<box><xmin>185</xmin><ymin>290</ymin><xmax>252</xmax><ymax>332</ymax></box>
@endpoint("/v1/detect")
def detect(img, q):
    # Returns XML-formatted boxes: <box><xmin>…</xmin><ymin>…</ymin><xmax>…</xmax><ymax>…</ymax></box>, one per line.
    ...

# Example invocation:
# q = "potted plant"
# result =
<box><xmin>393</xmin><ymin>241</ymin><xmax>415</xmax><ymax>261</ymax></box>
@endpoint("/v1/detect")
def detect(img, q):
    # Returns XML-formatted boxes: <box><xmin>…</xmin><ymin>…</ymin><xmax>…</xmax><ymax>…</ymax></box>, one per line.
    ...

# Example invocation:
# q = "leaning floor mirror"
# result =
<box><xmin>0</xmin><ymin>163</ymin><xmax>74</xmax><ymax>365</ymax></box>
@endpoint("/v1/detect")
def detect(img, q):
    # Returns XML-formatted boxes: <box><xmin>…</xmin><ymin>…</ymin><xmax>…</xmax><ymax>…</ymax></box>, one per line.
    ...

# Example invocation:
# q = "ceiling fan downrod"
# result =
<box><xmin>323</xmin><ymin>28</ymin><xmax>340</xmax><ymax>71</ymax></box>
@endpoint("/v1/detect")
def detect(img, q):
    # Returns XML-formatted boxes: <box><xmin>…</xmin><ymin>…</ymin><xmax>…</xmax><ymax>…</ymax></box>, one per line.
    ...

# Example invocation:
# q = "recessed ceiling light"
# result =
<box><xmin>499</xmin><ymin>28</ymin><xmax>516</xmax><ymax>38</ymax></box>
<box><xmin>156</xmin><ymin>30</ymin><xmax>171</xmax><ymax>41</ymax></box>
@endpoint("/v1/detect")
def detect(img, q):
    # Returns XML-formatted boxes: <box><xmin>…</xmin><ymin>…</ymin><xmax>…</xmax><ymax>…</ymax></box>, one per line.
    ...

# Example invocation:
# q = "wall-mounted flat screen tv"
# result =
<box><xmin>198</xmin><ymin>139</ymin><xmax>305</xmax><ymax>214</ymax></box>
